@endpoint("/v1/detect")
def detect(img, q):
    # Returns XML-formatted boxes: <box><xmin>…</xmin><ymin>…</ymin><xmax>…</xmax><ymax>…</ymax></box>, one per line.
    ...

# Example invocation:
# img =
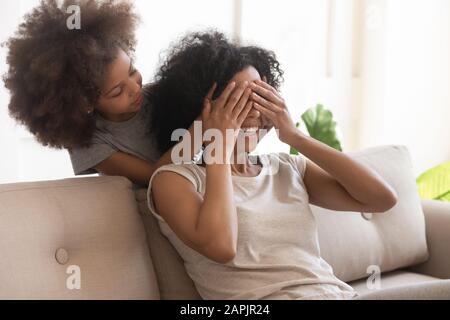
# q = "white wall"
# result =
<box><xmin>1</xmin><ymin>0</ymin><xmax>449</xmax><ymax>183</ymax></box>
<box><xmin>241</xmin><ymin>0</ymin><xmax>359</xmax><ymax>154</ymax></box>
<box><xmin>358</xmin><ymin>0</ymin><xmax>450</xmax><ymax>175</ymax></box>
<box><xmin>0</xmin><ymin>0</ymin><xmax>234</xmax><ymax>184</ymax></box>
<box><xmin>0</xmin><ymin>0</ymin><xmax>74</xmax><ymax>184</ymax></box>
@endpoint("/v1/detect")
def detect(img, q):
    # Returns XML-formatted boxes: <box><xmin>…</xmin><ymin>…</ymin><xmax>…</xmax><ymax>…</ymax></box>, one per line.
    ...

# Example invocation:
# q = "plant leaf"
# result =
<box><xmin>290</xmin><ymin>122</ymin><xmax>300</xmax><ymax>155</ymax></box>
<box><xmin>300</xmin><ymin>104</ymin><xmax>343</xmax><ymax>152</ymax></box>
<box><xmin>416</xmin><ymin>162</ymin><xmax>450</xmax><ymax>201</ymax></box>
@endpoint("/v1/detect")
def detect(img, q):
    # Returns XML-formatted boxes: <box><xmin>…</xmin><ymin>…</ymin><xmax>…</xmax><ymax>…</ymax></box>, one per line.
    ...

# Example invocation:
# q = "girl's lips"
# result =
<box><xmin>133</xmin><ymin>93</ymin><xmax>143</xmax><ymax>106</ymax></box>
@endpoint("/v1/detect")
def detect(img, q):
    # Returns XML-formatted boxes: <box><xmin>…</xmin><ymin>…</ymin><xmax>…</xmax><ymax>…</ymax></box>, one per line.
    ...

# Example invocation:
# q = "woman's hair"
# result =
<box><xmin>3</xmin><ymin>0</ymin><xmax>139</xmax><ymax>149</ymax></box>
<box><xmin>147</xmin><ymin>30</ymin><xmax>284</xmax><ymax>155</ymax></box>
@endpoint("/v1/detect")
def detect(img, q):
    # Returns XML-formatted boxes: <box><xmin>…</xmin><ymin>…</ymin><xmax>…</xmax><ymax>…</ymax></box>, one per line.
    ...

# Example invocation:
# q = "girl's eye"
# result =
<box><xmin>112</xmin><ymin>89</ymin><xmax>123</xmax><ymax>98</ymax></box>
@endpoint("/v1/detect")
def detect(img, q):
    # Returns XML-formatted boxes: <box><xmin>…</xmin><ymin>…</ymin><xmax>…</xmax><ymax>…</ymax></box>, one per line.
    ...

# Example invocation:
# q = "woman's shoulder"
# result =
<box><xmin>259</xmin><ymin>152</ymin><xmax>306</xmax><ymax>177</ymax></box>
<box><xmin>150</xmin><ymin>163</ymin><xmax>205</xmax><ymax>192</ymax></box>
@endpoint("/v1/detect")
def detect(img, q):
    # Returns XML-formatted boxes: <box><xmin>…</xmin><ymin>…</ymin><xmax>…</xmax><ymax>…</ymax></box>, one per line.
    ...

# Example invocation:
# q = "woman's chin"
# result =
<box><xmin>234</xmin><ymin>136</ymin><xmax>259</xmax><ymax>155</ymax></box>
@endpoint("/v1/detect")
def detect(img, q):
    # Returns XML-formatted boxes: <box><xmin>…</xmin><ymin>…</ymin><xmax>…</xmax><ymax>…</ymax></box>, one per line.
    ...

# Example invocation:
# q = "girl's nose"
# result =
<box><xmin>129</xmin><ymin>79</ymin><xmax>141</xmax><ymax>97</ymax></box>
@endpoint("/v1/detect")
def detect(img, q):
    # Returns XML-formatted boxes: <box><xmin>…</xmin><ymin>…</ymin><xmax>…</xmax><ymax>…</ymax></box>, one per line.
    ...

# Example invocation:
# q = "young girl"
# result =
<box><xmin>3</xmin><ymin>0</ymin><xmax>200</xmax><ymax>187</ymax></box>
<box><xmin>146</xmin><ymin>31</ymin><xmax>399</xmax><ymax>300</ymax></box>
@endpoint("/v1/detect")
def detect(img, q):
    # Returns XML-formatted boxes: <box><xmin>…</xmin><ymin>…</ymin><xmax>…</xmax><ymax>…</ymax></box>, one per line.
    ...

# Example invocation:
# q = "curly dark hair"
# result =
<box><xmin>146</xmin><ymin>30</ymin><xmax>284</xmax><ymax>155</ymax></box>
<box><xmin>3</xmin><ymin>0</ymin><xmax>139</xmax><ymax>149</ymax></box>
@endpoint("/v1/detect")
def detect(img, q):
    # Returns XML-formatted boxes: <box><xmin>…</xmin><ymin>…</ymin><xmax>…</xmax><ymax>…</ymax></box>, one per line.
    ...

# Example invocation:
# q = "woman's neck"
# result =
<box><xmin>230</xmin><ymin>153</ymin><xmax>262</xmax><ymax>177</ymax></box>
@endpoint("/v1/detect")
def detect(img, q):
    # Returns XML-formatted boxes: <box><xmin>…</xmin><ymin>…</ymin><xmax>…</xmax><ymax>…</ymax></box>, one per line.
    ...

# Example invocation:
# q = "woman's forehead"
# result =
<box><xmin>230</xmin><ymin>66</ymin><xmax>261</xmax><ymax>84</ymax></box>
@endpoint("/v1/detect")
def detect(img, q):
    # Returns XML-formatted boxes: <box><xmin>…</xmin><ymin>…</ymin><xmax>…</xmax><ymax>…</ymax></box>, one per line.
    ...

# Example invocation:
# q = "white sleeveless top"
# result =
<box><xmin>147</xmin><ymin>153</ymin><xmax>358</xmax><ymax>300</ymax></box>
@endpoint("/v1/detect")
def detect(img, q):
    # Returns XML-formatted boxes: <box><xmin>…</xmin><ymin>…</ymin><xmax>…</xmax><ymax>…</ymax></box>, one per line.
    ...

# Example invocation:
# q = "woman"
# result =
<box><xmin>147</xmin><ymin>31</ymin><xmax>398</xmax><ymax>300</ymax></box>
<box><xmin>3</xmin><ymin>0</ymin><xmax>201</xmax><ymax>187</ymax></box>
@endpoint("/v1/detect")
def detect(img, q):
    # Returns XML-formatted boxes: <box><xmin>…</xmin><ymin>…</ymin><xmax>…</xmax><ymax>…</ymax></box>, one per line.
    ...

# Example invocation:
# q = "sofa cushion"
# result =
<box><xmin>312</xmin><ymin>145</ymin><xmax>429</xmax><ymax>282</ymax></box>
<box><xmin>348</xmin><ymin>270</ymin><xmax>439</xmax><ymax>296</ymax></box>
<box><xmin>0</xmin><ymin>176</ymin><xmax>159</xmax><ymax>299</ymax></box>
<box><xmin>135</xmin><ymin>189</ymin><xmax>202</xmax><ymax>300</ymax></box>
<box><xmin>135</xmin><ymin>144</ymin><xmax>429</xmax><ymax>298</ymax></box>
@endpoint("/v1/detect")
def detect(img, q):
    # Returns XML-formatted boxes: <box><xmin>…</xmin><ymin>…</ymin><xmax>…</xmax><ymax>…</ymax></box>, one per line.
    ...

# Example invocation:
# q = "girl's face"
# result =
<box><xmin>96</xmin><ymin>48</ymin><xmax>143</xmax><ymax>122</ymax></box>
<box><xmin>229</xmin><ymin>66</ymin><xmax>273</xmax><ymax>154</ymax></box>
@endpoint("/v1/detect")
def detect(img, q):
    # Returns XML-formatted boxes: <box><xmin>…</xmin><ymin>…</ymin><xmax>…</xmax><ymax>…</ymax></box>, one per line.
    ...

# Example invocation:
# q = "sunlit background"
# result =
<box><xmin>1</xmin><ymin>0</ymin><xmax>449</xmax><ymax>183</ymax></box>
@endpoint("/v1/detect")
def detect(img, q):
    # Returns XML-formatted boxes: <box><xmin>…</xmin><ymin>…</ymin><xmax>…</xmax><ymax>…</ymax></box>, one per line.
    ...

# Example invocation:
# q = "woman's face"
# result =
<box><xmin>96</xmin><ymin>48</ymin><xmax>143</xmax><ymax>122</ymax></box>
<box><xmin>229</xmin><ymin>66</ymin><xmax>272</xmax><ymax>154</ymax></box>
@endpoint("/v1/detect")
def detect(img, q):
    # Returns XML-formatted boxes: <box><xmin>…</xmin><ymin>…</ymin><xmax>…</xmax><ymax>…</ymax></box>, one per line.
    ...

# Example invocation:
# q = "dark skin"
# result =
<box><xmin>92</xmin><ymin>48</ymin><xmax>202</xmax><ymax>186</ymax></box>
<box><xmin>152</xmin><ymin>66</ymin><xmax>399</xmax><ymax>263</ymax></box>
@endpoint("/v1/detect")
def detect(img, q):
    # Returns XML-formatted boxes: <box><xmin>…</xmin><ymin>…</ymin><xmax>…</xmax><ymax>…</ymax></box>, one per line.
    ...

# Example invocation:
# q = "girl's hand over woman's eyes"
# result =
<box><xmin>201</xmin><ymin>81</ymin><xmax>254</xmax><ymax>163</ymax></box>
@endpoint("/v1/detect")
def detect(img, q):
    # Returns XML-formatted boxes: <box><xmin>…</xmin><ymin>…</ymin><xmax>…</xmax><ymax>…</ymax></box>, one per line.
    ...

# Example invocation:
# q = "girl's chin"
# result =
<box><xmin>132</xmin><ymin>101</ymin><xmax>143</xmax><ymax>111</ymax></box>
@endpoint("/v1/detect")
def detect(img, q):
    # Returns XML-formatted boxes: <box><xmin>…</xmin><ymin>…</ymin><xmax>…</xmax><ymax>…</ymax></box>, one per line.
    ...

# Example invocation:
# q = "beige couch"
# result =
<box><xmin>1</xmin><ymin>145</ymin><xmax>449</xmax><ymax>299</ymax></box>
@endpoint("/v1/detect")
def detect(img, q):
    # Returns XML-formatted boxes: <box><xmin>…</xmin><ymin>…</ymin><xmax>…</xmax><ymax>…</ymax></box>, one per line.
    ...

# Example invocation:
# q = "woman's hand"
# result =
<box><xmin>202</xmin><ymin>81</ymin><xmax>253</xmax><ymax>163</ymax></box>
<box><xmin>250</xmin><ymin>80</ymin><xmax>301</xmax><ymax>144</ymax></box>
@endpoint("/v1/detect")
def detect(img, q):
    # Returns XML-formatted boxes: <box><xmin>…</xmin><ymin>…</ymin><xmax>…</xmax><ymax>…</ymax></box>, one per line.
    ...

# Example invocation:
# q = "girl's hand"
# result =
<box><xmin>250</xmin><ymin>80</ymin><xmax>300</xmax><ymax>144</ymax></box>
<box><xmin>202</xmin><ymin>81</ymin><xmax>253</xmax><ymax>163</ymax></box>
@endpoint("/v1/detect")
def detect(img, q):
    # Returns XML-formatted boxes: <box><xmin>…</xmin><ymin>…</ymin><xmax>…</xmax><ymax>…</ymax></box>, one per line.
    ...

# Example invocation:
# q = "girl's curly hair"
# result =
<box><xmin>146</xmin><ymin>30</ymin><xmax>284</xmax><ymax>155</ymax></box>
<box><xmin>3</xmin><ymin>0</ymin><xmax>139</xmax><ymax>149</ymax></box>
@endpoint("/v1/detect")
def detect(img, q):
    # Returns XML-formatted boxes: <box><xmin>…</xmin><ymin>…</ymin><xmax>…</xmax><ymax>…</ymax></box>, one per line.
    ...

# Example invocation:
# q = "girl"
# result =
<box><xmin>3</xmin><ymin>0</ymin><xmax>200</xmax><ymax>187</ymax></box>
<box><xmin>146</xmin><ymin>31</ymin><xmax>399</xmax><ymax>300</ymax></box>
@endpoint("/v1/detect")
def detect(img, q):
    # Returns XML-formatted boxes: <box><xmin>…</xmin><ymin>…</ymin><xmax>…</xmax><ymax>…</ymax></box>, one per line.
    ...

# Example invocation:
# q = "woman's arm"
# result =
<box><xmin>288</xmin><ymin>134</ymin><xmax>398</xmax><ymax>212</ymax></box>
<box><xmin>250</xmin><ymin>80</ymin><xmax>398</xmax><ymax>213</ymax></box>
<box><xmin>152</xmin><ymin>165</ymin><xmax>237</xmax><ymax>263</ymax></box>
<box><xmin>152</xmin><ymin>81</ymin><xmax>253</xmax><ymax>263</ymax></box>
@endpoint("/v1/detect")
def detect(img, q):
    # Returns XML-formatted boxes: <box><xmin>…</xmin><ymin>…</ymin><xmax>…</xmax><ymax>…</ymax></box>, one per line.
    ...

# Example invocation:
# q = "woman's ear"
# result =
<box><xmin>262</xmin><ymin>76</ymin><xmax>268</xmax><ymax>83</ymax></box>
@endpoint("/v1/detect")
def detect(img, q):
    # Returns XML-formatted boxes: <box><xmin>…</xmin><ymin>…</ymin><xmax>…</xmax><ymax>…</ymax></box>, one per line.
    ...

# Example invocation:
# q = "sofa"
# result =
<box><xmin>1</xmin><ymin>144</ymin><xmax>449</xmax><ymax>300</ymax></box>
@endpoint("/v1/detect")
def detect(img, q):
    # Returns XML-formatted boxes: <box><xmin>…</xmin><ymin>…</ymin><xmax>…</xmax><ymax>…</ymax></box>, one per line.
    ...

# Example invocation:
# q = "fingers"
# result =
<box><xmin>237</xmin><ymin>100</ymin><xmax>254</xmax><ymax>124</ymax></box>
<box><xmin>202</xmin><ymin>84</ymin><xmax>215</xmax><ymax>119</ymax></box>
<box><xmin>253</xmin><ymin>102</ymin><xmax>276</xmax><ymax>121</ymax></box>
<box><xmin>251</xmin><ymin>80</ymin><xmax>283</xmax><ymax>102</ymax></box>
<box><xmin>214</xmin><ymin>81</ymin><xmax>237</xmax><ymax>109</ymax></box>
<box><xmin>206</xmin><ymin>82</ymin><xmax>217</xmax><ymax>101</ymax></box>
<box><xmin>202</xmin><ymin>98</ymin><xmax>212</xmax><ymax>121</ymax></box>
<box><xmin>224</xmin><ymin>81</ymin><xmax>249</xmax><ymax>113</ymax></box>
<box><xmin>251</xmin><ymin>92</ymin><xmax>283</xmax><ymax>113</ymax></box>
<box><xmin>232</xmin><ymin>87</ymin><xmax>252</xmax><ymax>118</ymax></box>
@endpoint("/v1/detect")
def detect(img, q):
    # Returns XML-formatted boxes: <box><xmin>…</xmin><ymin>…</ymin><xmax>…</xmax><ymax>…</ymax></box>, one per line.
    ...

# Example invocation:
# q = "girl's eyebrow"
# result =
<box><xmin>103</xmin><ymin>60</ymin><xmax>133</xmax><ymax>96</ymax></box>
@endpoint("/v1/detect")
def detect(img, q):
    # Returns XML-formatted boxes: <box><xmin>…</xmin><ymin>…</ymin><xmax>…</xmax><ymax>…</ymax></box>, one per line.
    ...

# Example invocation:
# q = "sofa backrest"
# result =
<box><xmin>312</xmin><ymin>145</ymin><xmax>429</xmax><ymax>282</ymax></box>
<box><xmin>0</xmin><ymin>176</ymin><xmax>159</xmax><ymax>299</ymax></box>
<box><xmin>137</xmin><ymin>144</ymin><xmax>429</xmax><ymax>299</ymax></box>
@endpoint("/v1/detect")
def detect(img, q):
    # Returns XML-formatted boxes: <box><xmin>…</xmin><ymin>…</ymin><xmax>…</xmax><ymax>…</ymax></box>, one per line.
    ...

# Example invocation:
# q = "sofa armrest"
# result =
<box><xmin>409</xmin><ymin>199</ymin><xmax>450</xmax><ymax>279</ymax></box>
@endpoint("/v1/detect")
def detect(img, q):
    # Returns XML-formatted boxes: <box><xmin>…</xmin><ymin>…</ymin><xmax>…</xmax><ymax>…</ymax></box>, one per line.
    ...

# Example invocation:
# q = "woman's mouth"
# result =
<box><xmin>241</xmin><ymin>127</ymin><xmax>258</xmax><ymax>134</ymax></box>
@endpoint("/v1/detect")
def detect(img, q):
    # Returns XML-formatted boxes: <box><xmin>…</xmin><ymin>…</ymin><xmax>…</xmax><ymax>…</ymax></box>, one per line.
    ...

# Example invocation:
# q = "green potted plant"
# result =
<box><xmin>290</xmin><ymin>104</ymin><xmax>343</xmax><ymax>155</ymax></box>
<box><xmin>416</xmin><ymin>162</ymin><xmax>450</xmax><ymax>202</ymax></box>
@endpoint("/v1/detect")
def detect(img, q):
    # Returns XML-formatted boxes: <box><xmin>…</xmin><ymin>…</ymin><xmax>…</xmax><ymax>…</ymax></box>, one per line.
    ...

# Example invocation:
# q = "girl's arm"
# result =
<box><xmin>95</xmin><ymin>119</ymin><xmax>199</xmax><ymax>187</ymax></box>
<box><xmin>95</xmin><ymin>84</ymin><xmax>219</xmax><ymax>187</ymax></box>
<box><xmin>250</xmin><ymin>80</ymin><xmax>398</xmax><ymax>213</ymax></box>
